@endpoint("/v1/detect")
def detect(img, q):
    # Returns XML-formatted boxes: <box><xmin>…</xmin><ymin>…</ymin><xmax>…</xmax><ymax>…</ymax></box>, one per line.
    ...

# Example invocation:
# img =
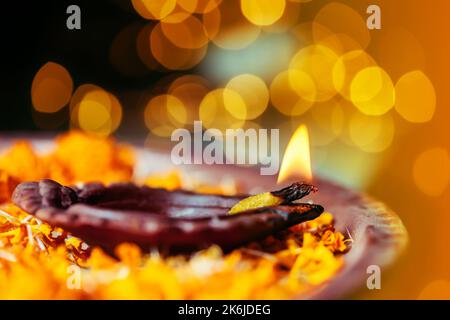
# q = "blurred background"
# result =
<box><xmin>0</xmin><ymin>0</ymin><xmax>449</xmax><ymax>299</ymax></box>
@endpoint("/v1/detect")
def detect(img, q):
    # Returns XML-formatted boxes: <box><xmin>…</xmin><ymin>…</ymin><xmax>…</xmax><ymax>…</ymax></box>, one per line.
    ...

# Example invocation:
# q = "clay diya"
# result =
<box><xmin>0</xmin><ymin>135</ymin><xmax>408</xmax><ymax>299</ymax></box>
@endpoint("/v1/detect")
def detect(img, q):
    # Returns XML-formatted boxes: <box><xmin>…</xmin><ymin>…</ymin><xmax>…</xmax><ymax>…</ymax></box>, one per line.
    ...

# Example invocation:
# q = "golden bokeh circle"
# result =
<box><xmin>348</xmin><ymin>112</ymin><xmax>395</xmax><ymax>153</ymax></box>
<box><xmin>225</xmin><ymin>74</ymin><xmax>269</xmax><ymax>120</ymax></box>
<box><xmin>144</xmin><ymin>94</ymin><xmax>188</xmax><ymax>137</ymax></box>
<box><xmin>161</xmin><ymin>15</ymin><xmax>209</xmax><ymax>49</ymax></box>
<box><xmin>289</xmin><ymin>44</ymin><xmax>339</xmax><ymax>102</ymax></box>
<box><xmin>161</xmin><ymin>6</ymin><xmax>191</xmax><ymax>24</ymax></box>
<box><xmin>313</xmin><ymin>2</ymin><xmax>370</xmax><ymax>51</ymax></box>
<box><xmin>151</xmin><ymin>22</ymin><xmax>208</xmax><ymax>70</ymax></box>
<box><xmin>395</xmin><ymin>70</ymin><xmax>436</xmax><ymax>123</ymax></box>
<box><xmin>309</xmin><ymin>101</ymin><xmax>345</xmax><ymax>146</ymax></box>
<box><xmin>333</xmin><ymin>50</ymin><xmax>377</xmax><ymax>100</ymax></box>
<box><xmin>168</xmin><ymin>75</ymin><xmax>210</xmax><ymax>125</ymax></box>
<box><xmin>316</xmin><ymin>31</ymin><xmax>364</xmax><ymax>55</ymax></box>
<box><xmin>31</xmin><ymin>62</ymin><xmax>73</xmax><ymax>113</ymax></box>
<box><xmin>70</xmin><ymin>84</ymin><xmax>106</xmax><ymax>126</ymax></box>
<box><xmin>291</xmin><ymin>22</ymin><xmax>315</xmax><ymax>46</ymax></box>
<box><xmin>270</xmin><ymin>69</ymin><xmax>316</xmax><ymax>116</ymax></box>
<box><xmin>413</xmin><ymin>148</ymin><xmax>450</xmax><ymax>197</ymax></box>
<box><xmin>350</xmin><ymin>66</ymin><xmax>395</xmax><ymax>116</ymax></box>
<box><xmin>70</xmin><ymin>84</ymin><xmax>122</xmax><ymax>137</ymax></box>
<box><xmin>169</xmin><ymin>74</ymin><xmax>210</xmax><ymax>89</ymax></box>
<box><xmin>78</xmin><ymin>100</ymin><xmax>112</xmax><ymax>135</ymax></box>
<box><xmin>131</xmin><ymin>0</ymin><xmax>177</xmax><ymax>20</ymax></box>
<box><xmin>263</xmin><ymin>0</ymin><xmax>300</xmax><ymax>33</ymax></box>
<box><xmin>203</xmin><ymin>0</ymin><xmax>261</xmax><ymax>50</ymax></box>
<box><xmin>136</xmin><ymin>24</ymin><xmax>162</xmax><ymax>71</ymax></box>
<box><xmin>240</xmin><ymin>0</ymin><xmax>286</xmax><ymax>26</ymax></box>
<box><xmin>199</xmin><ymin>88</ymin><xmax>246</xmax><ymax>132</ymax></box>
<box><xmin>177</xmin><ymin>0</ymin><xmax>222</xmax><ymax>14</ymax></box>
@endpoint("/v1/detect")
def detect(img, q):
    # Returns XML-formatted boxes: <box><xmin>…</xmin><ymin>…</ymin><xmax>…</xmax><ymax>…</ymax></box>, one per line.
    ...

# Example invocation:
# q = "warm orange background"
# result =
<box><xmin>345</xmin><ymin>0</ymin><xmax>450</xmax><ymax>299</ymax></box>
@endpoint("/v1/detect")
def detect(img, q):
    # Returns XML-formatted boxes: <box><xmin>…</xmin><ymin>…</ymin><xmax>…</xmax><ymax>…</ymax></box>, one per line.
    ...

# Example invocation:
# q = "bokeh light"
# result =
<box><xmin>308</xmin><ymin>100</ymin><xmax>344</xmax><ymax>146</ymax></box>
<box><xmin>289</xmin><ymin>44</ymin><xmax>339</xmax><ymax>102</ymax></box>
<box><xmin>291</xmin><ymin>22</ymin><xmax>315</xmax><ymax>45</ymax></box>
<box><xmin>161</xmin><ymin>5</ymin><xmax>191</xmax><ymax>24</ymax></box>
<box><xmin>225</xmin><ymin>74</ymin><xmax>269</xmax><ymax>120</ymax></box>
<box><xmin>131</xmin><ymin>0</ymin><xmax>177</xmax><ymax>20</ymax></box>
<box><xmin>240</xmin><ymin>0</ymin><xmax>286</xmax><ymax>26</ymax></box>
<box><xmin>312</xmin><ymin>2</ymin><xmax>370</xmax><ymax>51</ymax></box>
<box><xmin>151</xmin><ymin>22</ymin><xmax>208</xmax><ymax>70</ymax></box>
<box><xmin>203</xmin><ymin>0</ymin><xmax>261</xmax><ymax>50</ymax></box>
<box><xmin>394</xmin><ymin>70</ymin><xmax>436</xmax><ymax>123</ymax></box>
<box><xmin>413</xmin><ymin>148</ymin><xmax>450</xmax><ymax>197</ymax></box>
<box><xmin>199</xmin><ymin>88</ymin><xmax>246</xmax><ymax>132</ymax></box>
<box><xmin>168</xmin><ymin>74</ymin><xmax>210</xmax><ymax>94</ymax></box>
<box><xmin>70</xmin><ymin>84</ymin><xmax>122</xmax><ymax>137</ymax></box>
<box><xmin>314</xmin><ymin>28</ymin><xmax>363</xmax><ymax>55</ymax></box>
<box><xmin>144</xmin><ymin>94</ymin><xmax>188</xmax><ymax>137</ymax></box>
<box><xmin>168</xmin><ymin>75</ymin><xmax>210</xmax><ymax>124</ymax></box>
<box><xmin>177</xmin><ymin>0</ymin><xmax>222</xmax><ymax>14</ymax></box>
<box><xmin>78</xmin><ymin>101</ymin><xmax>111</xmax><ymax>135</ymax></box>
<box><xmin>161</xmin><ymin>15</ymin><xmax>209</xmax><ymax>49</ymax></box>
<box><xmin>333</xmin><ymin>50</ymin><xmax>376</xmax><ymax>100</ymax></box>
<box><xmin>31</xmin><ymin>62</ymin><xmax>73</xmax><ymax>113</ymax></box>
<box><xmin>348</xmin><ymin>112</ymin><xmax>395</xmax><ymax>153</ymax></box>
<box><xmin>136</xmin><ymin>24</ymin><xmax>162</xmax><ymax>71</ymax></box>
<box><xmin>270</xmin><ymin>69</ymin><xmax>316</xmax><ymax>116</ymax></box>
<box><xmin>262</xmin><ymin>0</ymin><xmax>300</xmax><ymax>33</ymax></box>
<box><xmin>350</xmin><ymin>66</ymin><xmax>395</xmax><ymax>116</ymax></box>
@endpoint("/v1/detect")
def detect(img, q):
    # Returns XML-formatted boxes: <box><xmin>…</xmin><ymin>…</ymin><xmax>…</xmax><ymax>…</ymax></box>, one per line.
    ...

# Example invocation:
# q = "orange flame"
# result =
<box><xmin>277</xmin><ymin>124</ymin><xmax>313</xmax><ymax>184</ymax></box>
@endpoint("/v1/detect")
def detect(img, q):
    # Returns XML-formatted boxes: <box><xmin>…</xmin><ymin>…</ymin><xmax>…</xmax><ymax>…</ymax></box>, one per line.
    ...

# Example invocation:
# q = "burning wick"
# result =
<box><xmin>277</xmin><ymin>125</ymin><xmax>313</xmax><ymax>184</ymax></box>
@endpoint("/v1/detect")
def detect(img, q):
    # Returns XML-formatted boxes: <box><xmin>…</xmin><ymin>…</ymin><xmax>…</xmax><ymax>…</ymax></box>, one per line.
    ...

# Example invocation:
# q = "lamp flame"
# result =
<box><xmin>277</xmin><ymin>124</ymin><xmax>313</xmax><ymax>184</ymax></box>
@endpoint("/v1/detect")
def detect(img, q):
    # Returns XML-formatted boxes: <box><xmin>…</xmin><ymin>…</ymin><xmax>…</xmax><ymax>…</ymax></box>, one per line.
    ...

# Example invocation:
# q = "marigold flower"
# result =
<box><xmin>49</xmin><ymin>131</ymin><xmax>134</xmax><ymax>184</ymax></box>
<box><xmin>0</xmin><ymin>142</ymin><xmax>48</xmax><ymax>182</ymax></box>
<box><xmin>321</xmin><ymin>230</ymin><xmax>348</xmax><ymax>253</ymax></box>
<box><xmin>0</xmin><ymin>171</ymin><xmax>18</xmax><ymax>203</ymax></box>
<box><xmin>144</xmin><ymin>170</ymin><xmax>183</xmax><ymax>191</ymax></box>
